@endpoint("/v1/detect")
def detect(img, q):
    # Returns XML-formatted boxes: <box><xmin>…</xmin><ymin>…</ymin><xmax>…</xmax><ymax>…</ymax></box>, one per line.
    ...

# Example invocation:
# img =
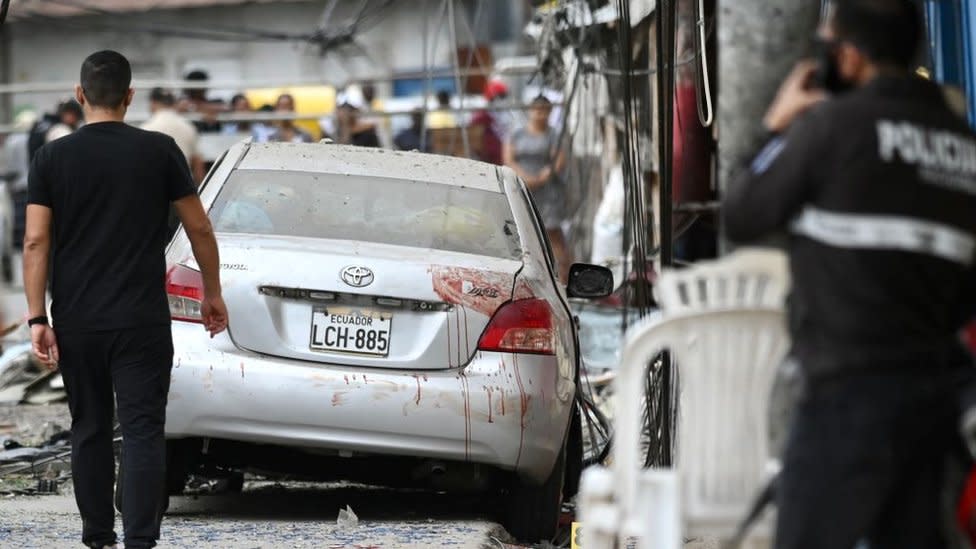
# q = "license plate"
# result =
<box><xmin>309</xmin><ymin>308</ymin><xmax>392</xmax><ymax>356</ymax></box>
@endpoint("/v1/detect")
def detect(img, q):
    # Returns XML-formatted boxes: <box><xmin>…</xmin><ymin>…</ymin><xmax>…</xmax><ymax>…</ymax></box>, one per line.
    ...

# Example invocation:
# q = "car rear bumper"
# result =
<box><xmin>166</xmin><ymin>322</ymin><xmax>575</xmax><ymax>483</ymax></box>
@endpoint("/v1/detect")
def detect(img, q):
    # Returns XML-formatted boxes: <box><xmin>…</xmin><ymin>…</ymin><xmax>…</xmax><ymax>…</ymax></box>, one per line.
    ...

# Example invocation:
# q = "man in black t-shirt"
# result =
<box><xmin>24</xmin><ymin>50</ymin><xmax>227</xmax><ymax>549</ymax></box>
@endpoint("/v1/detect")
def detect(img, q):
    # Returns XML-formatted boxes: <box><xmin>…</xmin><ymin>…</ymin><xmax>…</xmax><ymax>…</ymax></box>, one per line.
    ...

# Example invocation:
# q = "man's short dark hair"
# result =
<box><xmin>832</xmin><ymin>0</ymin><xmax>922</xmax><ymax>69</ymax></box>
<box><xmin>80</xmin><ymin>50</ymin><xmax>132</xmax><ymax>108</ymax></box>
<box><xmin>436</xmin><ymin>90</ymin><xmax>451</xmax><ymax>106</ymax></box>
<box><xmin>530</xmin><ymin>95</ymin><xmax>553</xmax><ymax>108</ymax></box>
<box><xmin>149</xmin><ymin>87</ymin><xmax>175</xmax><ymax>106</ymax></box>
<box><xmin>58</xmin><ymin>99</ymin><xmax>83</xmax><ymax>119</ymax></box>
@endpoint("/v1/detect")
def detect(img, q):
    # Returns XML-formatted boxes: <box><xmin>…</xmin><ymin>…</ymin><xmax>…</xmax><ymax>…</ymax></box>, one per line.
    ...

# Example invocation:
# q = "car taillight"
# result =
<box><xmin>166</xmin><ymin>264</ymin><xmax>203</xmax><ymax>323</ymax></box>
<box><xmin>477</xmin><ymin>298</ymin><xmax>555</xmax><ymax>355</ymax></box>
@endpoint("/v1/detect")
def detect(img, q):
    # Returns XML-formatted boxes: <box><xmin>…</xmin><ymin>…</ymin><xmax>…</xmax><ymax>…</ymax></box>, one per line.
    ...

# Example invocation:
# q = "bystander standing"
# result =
<box><xmin>505</xmin><ymin>95</ymin><xmax>570</xmax><ymax>281</ymax></box>
<box><xmin>141</xmin><ymin>87</ymin><xmax>205</xmax><ymax>183</ymax></box>
<box><xmin>3</xmin><ymin>110</ymin><xmax>35</xmax><ymax>252</ymax></box>
<box><xmin>45</xmin><ymin>100</ymin><xmax>83</xmax><ymax>143</ymax></box>
<box><xmin>393</xmin><ymin>109</ymin><xmax>429</xmax><ymax>152</ymax></box>
<box><xmin>23</xmin><ymin>50</ymin><xmax>227</xmax><ymax>549</ymax></box>
<box><xmin>427</xmin><ymin>89</ymin><xmax>457</xmax><ymax>129</ymax></box>
<box><xmin>222</xmin><ymin>93</ymin><xmax>253</xmax><ymax>135</ymax></box>
<box><xmin>179</xmin><ymin>70</ymin><xmax>222</xmax><ymax>133</ymax></box>
<box><xmin>268</xmin><ymin>93</ymin><xmax>312</xmax><ymax>143</ymax></box>
<box><xmin>335</xmin><ymin>89</ymin><xmax>381</xmax><ymax>148</ymax></box>
<box><xmin>469</xmin><ymin>78</ymin><xmax>509</xmax><ymax>165</ymax></box>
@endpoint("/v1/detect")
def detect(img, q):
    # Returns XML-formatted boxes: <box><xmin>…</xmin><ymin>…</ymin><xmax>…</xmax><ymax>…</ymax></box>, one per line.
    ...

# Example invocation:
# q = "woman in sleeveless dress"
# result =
<box><xmin>503</xmin><ymin>95</ymin><xmax>571</xmax><ymax>282</ymax></box>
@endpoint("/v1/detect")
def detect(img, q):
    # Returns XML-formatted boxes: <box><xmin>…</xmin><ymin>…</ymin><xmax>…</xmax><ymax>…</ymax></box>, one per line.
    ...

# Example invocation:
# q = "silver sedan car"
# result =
<box><xmin>160</xmin><ymin>142</ymin><xmax>612</xmax><ymax>542</ymax></box>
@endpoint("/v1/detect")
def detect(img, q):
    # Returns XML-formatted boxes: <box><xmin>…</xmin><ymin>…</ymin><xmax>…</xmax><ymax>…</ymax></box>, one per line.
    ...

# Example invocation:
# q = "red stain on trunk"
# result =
<box><xmin>331</xmin><ymin>393</ymin><xmax>344</xmax><ymax>407</ymax></box>
<box><xmin>239</xmin><ymin>362</ymin><xmax>245</xmax><ymax>379</ymax></box>
<box><xmin>343</xmin><ymin>375</ymin><xmax>350</xmax><ymax>385</ymax></box>
<box><xmin>430</xmin><ymin>266</ymin><xmax>513</xmax><ymax>316</ymax></box>
<box><xmin>413</xmin><ymin>375</ymin><xmax>422</xmax><ymax>405</ymax></box>
<box><xmin>499</xmin><ymin>388</ymin><xmax>506</xmax><ymax>416</ymax></box>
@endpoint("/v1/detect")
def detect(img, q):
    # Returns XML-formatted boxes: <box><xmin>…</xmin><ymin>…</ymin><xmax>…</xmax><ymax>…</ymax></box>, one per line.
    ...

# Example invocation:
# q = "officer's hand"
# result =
<box><xmin>763</xmin><ymin>61</ymin><xmax>828</xmax><ymax>133</ymax></box>
<box><xmin>30</xmin><ymin>324</ymin><xmax>59</xmax><ymax>370</ymax></box>
<box><xmin>201</xmin><ymin>294</ymin><xmax>229</xmax><ymax>338</ymax></box>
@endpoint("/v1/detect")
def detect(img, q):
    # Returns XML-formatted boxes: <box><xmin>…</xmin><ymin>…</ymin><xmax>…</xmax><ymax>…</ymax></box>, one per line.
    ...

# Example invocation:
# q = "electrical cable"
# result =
<box><xmin>694</xmin><ymin>0</ymin><xmax>714</xmax><ymax>127</ymax></box>
<box><xmin>316</xmin><ymin>0</ymin><xmax>341</xmax><ymax>33</ymax></box>
<box><xmin>0</xmin><ymin>0</ymin><xmax>10</xmax><ymax>26</ymax></box>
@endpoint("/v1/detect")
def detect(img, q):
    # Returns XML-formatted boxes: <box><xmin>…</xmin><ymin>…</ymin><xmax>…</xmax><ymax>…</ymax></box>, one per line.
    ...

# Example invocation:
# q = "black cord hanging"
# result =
<box><xmin>0</xmin><ymin>0</ymin><xmax>11</xmax><ymax>26</ymax></box>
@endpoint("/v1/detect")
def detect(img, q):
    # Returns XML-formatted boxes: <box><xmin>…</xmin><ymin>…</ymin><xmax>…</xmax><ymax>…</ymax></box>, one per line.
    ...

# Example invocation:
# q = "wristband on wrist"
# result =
<box><xmin>28</xmin><ymin>315</ymin><xmax>49</xmax><ymax>327</ymax></box>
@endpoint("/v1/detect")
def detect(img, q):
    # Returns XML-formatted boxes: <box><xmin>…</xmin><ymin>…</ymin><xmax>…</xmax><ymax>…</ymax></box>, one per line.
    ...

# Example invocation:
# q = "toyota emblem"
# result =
<box><xmin>341</xmin><ymin>266</ymin><xmax>375</xmax><ymax>288</ymax></box>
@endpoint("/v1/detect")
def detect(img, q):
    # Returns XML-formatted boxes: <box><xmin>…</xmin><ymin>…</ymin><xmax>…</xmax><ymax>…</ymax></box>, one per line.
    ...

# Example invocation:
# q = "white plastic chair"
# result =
<box><xmin>579</xmin><ymin>248</ymin><xmax>791</xmax><ymax>549</ymax></box>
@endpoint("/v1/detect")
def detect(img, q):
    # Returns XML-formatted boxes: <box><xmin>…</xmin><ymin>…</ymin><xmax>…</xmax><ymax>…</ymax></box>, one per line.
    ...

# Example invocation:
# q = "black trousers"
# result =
<box><xmin>58</xmin><ymin>326</ymin><xmax>173</xmax><ymax>549</ymax></box>
<box><xmin>775</xmin><ymin>367</ymin><xmax>972</xmax><ymax>549</ymax></box>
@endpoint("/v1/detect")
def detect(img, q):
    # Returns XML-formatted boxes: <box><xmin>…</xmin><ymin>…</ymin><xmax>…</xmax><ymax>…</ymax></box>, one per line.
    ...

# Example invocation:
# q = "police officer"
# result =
<box><xmin>723</xmin><ymin>1</ymin><xmax>976</xmax><ymax>547</ymax></box>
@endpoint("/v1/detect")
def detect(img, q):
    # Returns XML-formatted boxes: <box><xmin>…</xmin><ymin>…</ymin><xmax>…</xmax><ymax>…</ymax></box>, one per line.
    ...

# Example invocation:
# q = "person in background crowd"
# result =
<box><xmin>179</xmin><ymin>70</ymin><xmax>222</xmax><ymax>133</ymax></box>
<box><xmin>504</xmin><ymin>95</ymin><xmax>570</xmax><ymax>282</ymax></box>
<box><xmin>268</xmin><ymin>93</ymin><xmax>312</xmax><ymax>143</ymax></box>
<box><xmin>45</xmin><ymin>100</ymin><xmax>84</xmax><ymax>143</ymax></box>
<box><xmin>141</xmin><ymin>87</ymin><xmax>205</xmax><ymax>183</ymax></box>
<box><xmin>27</xmin><ymin>107</ymin><xmax>60</xmax><ymax>162</ymax></box>
<box><xmin>222</xmin><ymin>93</ymin><xmax>253</xmax><ymax>135</ymax></box>
<box><xmin>251</xmin><ymin>104</ymin><xmax>277</xmax><ymax>143</ymax></box>
<box><xmin>393</xmin><ymin>108</ymin><xmax>429</xmax><ymax>152</ymax></box>
<box><xmin>335</xmin><ymin>89</ymin><xmax>381</xmax><ymax>148</ymax></box>
<box><xmin>3</xmin><ymin>110</ymin><xmax>36</xmax><ymax>252</ymax></box>
<box><xmin>427</xmin><ymin>89</ymin><xmax>457</xmax><ymax>129</ymax></box>
<box><xmin>360</xmin><ymin>82</ymin><xmax>391</xmax><ymax>148</ymax></box>
<box><xmin>469</xmin><ymin>78</ymin><xmax>508</xmax><ymax>165</ymax></box>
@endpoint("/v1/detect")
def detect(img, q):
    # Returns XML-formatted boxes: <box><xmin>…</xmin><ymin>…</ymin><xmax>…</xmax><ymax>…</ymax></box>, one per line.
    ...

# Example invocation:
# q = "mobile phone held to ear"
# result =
<box><xmin>813</xmin><ymin>39</ymin><xmax>853</xmax><ymax>95</ymax></box>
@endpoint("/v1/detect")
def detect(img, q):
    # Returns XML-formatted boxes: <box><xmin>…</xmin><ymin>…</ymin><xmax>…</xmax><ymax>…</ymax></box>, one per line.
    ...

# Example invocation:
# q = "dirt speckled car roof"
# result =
<box><xmin>237</xmin><ymin>142</ymin><xmax>505</xmax><ymax>193</ymax></box>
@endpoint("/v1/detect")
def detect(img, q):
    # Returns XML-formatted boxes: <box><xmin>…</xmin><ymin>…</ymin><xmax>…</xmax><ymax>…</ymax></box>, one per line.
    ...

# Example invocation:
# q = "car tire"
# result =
<box><xmin>564</xmin><ymin>405</ymin><xmax>583</xmax><ymax>499</ymax></box>
<box><xmin>504</xmin><ymin>441</ymin><xmax>566</xmax><ymax>544</ymax></box>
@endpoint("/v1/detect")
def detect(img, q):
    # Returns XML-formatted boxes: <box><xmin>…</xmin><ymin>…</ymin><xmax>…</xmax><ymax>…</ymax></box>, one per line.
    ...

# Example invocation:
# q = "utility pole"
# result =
<box><xmin>717</xmin><ymin>0</ymin><xmax>821</xmax><ymax>250</ymax></box>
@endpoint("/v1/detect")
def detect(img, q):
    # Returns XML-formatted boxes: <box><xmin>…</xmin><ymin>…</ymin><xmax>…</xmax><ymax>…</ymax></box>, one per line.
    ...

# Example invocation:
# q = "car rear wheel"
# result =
<box><xmin>504</xmin><ymin>441</ymin><xmax>566</xmax><ymax>544</ymax></box>
<box><xmin>564</xmin><ymin>405</ymin><xmax>583</xmax><ymax>499</ymax></box>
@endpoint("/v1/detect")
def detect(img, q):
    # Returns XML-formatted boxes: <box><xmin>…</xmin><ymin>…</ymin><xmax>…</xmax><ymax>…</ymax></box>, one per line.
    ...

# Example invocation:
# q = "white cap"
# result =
<box><xmin>13</xmin><ymin>110</ymin><xmax>38</xmax><ymax>132</ymax></box>
<box><xmin>337</xmin><ymin>85</ymin><xmax>366</xmax><ymax>110</ymax></box>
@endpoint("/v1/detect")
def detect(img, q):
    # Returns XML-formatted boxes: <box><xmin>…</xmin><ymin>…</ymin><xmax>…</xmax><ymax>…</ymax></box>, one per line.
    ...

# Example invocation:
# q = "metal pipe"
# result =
<box><xmin>0</xmin><ymin>65</ymin><xmax>540</xmax><ymax>96</ymax></box>
<box><xmin>447</xmin><ymin>0</ymin><xmax>470</xmax><ymax>158</ymax></box>
<box><xmin>657</xmin><ymin>0</ymin><xmax>676</xmax><ymax>269</ymax></box>
<box><xmin>0</xmin><ymin>102</ymin><xmax>563</xmax><ymax>134</ymax></box>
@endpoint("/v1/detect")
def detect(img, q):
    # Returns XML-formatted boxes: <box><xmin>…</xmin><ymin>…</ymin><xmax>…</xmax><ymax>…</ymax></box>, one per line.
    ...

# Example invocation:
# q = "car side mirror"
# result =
<box><xmin>566</xmin><ymin>263</ymin><xmax>614</xmax><ymax>299</ymax></box>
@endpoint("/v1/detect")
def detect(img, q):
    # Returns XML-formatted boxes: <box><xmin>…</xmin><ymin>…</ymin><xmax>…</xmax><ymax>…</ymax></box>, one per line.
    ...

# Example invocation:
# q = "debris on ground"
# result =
<box><xmin>0</xmin><ymin>341</ymin><xmax>66</xmax><ymax>405</ymax></box>
<box><xmin>337</xmin><ymin>504</ymin><xmax>359</xmax><ymax>528</ymax></box>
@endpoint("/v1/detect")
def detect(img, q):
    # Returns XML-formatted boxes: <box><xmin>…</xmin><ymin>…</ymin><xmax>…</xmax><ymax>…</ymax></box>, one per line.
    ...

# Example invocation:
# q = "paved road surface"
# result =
<box><xmin>0</xmin><ymin>483</ymin><xmax>517</xmax><ymax>548</ymax></box>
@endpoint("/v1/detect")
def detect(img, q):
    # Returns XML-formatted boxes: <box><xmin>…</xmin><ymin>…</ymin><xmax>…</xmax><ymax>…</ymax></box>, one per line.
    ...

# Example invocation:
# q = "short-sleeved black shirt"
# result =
<box><xmin>28</xmin><ymin>121</ymin><xmax>197</xmax><ymax>333</ymax></box>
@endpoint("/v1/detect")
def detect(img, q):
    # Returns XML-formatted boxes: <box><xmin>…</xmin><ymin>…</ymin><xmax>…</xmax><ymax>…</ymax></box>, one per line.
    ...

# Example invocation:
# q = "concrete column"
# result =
<box><xmin>717</xmin><ymin>1</ymin><xmax>820</xmax><ymax>247</ymax></box>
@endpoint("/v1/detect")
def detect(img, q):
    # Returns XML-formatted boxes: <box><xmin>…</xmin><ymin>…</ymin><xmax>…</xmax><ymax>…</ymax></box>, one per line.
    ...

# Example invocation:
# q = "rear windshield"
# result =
<box><xmin>209</xmin><ymin>169</ymin><xmax>522</xmax><ymax>260</ymax></box>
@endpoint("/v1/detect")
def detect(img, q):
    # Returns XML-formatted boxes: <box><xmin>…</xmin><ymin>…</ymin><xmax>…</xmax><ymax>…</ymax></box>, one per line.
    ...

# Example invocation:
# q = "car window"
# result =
<box><xmin>209</xmin><ymin>169</ymin><xmax>523</xmax><ymax>260</ymax></box>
